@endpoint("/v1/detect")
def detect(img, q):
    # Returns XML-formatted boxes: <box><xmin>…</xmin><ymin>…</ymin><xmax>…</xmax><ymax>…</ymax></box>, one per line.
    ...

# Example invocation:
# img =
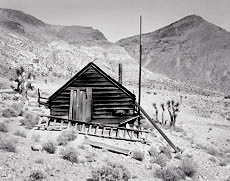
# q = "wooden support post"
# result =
<box><xmin>45</xmin><ymin>118</ymin><xmax>49</xmax><ymax>129</ymax></box>
<box><xmin>102</xmin><ymin>127</ymin><xmax>106</xmax><ymax>135</ymax></box>
<box><xmin>60</xmin><ymin>120</ymin><xmax>64</xmax><ymax>130</ymax></box>
<box><xmin>88</xmin><ymin>125</ymin><xmax>92</xmax><ymax>134</ymax></box>
<box><xmin>123</xmin><ymin>130</ymin><xmax>127</xmax><ymax>139</ymax></box>
<box><xmin>109</xmin><ymin>128</ymin><xmax>113</xmax><ymax>137</ymax></box>
<box><xmin>68</xmin><ymin>121</ymin><xmax>72</xmax><ymax>129</ymax></box>
<box><xmin>74</xmin><ymin>122</ymin><xmax>78</xmax><ymax>131</ymax></box>
<box><xmin>82</xmin><ymin>124</ymin><xmax>85</xmax><ymax>133</ymax></box>
<box><xmin>95</xmin><ymin>126</ymin><xmax>99</xmax><ymax>134</ymax></box>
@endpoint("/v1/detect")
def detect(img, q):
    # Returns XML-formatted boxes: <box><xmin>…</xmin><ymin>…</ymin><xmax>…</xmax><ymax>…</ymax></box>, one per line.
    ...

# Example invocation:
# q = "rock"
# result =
<box><xmin>31</xmin><ymin>145</ymin><xmax>42</xmax><ymax>151</ymax></box>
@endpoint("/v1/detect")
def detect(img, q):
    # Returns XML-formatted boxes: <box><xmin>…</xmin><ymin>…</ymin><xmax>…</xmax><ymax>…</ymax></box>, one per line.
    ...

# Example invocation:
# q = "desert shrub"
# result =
<box><xmin>29</xmin><ymin>170</ymin><xmax>46</xmax><ymax>180</ymax></box>
<box><xmin>31</xmin><ymin>133</ymin><xmax>41</xmax><ymax>142</ymax></box>
<box><xmin>155</xmin><ymin>167</ymin><xmax>185</xmax><ymax>181</ymax></box>
<box><xmin>91</xmin><ymin>161</ymin><xmax>131</xmax><ymax>181</ymax></box>
<box><xmin>11</xmin><ymin>103</ymin><xmax>23</xmax><ymax>116</ymax></box>
<box><xmin>159</xmin><ymin>146</ymin><xmax>172</xmax><ymax>159</ymax></box>
<box><xmin>56</xmin><ymin>129</ymin><xmax>78</xmax><ymax>145</ymax></box>
<box><xmin>148</xmin><ymin>146</ymin><xmax>158</xmax><ymax>157</ymax></box>
<box><xmin>181</xmin><ymin>157</ymin><xmax>197</xmax><ymax>177</ymax></box>
<box><xmin>0</xmin><ymin>122</ymin><xmax>8</xmax><ymax>132</ymax></box>
<box><xmin>208</xmin><ymin>156</ymin><xmax>217</xmax><ymax>163</ymax></box>
<box><xmin>42</xmin><ymin>141</ymin><xmax>57</xmax><ymax>154</ymax></box>
<box><xmin>60</xmin><ymin>146</ymin><xmax>79</xmax><ymax>163</ymax></box>
<box><xmin>0</xmin><ymin>137</ymin><xmax>17</xmax><ymax>152</ymax></box>
<box><xmin>86</xmin><ymin>152</ymin><xmax>96</xmax><ymax>162</ymax></box>
<box><xmin>132</xmin><ymin>150</ymin><xmax>145</xmax><ymax>161</ymax></box>
<box><xmin>20</xmin><ymin>112</ymin><xmax>39</xmax><ymax>129</ymax></box>
<box><xmin>219</xmin><ymin>158</ymin><xmax>227</xmax><ymax>166</ymax></box>
<box><xmin>2</xmin><ymin>107</ymin><xmax>18</xmax><ymax>118</ymax></box>
<box><xmin>13</xmin><ymin>129</ymin><xmax>27</xmax><ymax>138</ymax></box>
<box><xmin>35</xmin><ymin>158</ymin><xmax>44</xmax><ymax>164</ymax></box>
<box><xmin>226</xmin><ymin>176</ymin><xmax>230</xmax><ymax>181</ymax></box>
<box><xmin>150</xmin><ymin>153</ymin><xmax>169</xmax><ymax>167</ymax></box>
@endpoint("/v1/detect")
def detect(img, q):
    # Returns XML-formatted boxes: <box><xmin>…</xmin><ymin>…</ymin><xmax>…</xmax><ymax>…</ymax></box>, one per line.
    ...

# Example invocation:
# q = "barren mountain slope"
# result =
<box><xmin>0</xmin><ymin>8</ymin><xmax>140</xmax><ymax>83</ymax></box>
<box><xmin>117</xmin><ymin>15</ymin><xmax>230</xmax><ymax>94</ymax></box>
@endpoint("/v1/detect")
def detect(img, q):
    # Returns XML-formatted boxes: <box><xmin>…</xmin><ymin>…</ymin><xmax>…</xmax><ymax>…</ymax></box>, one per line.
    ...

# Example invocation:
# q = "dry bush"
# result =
<box><xmin>35</xmin><ymin>158</ymin><xmax>44</xmax><ymax>164</ymax></box>
<box><xmin>60</xmin><ymin>146</ymin><xmax>79</xmax><ymax>163</ymax></box>
<box><xmin>56</xmin><ymin>129</ymin><xmax>78</xmax><ymax>145</ymax></box>
<box><xmin>2</xmin><ymin>107</ymin><xmax>18</xmax><ymax>118</ymax></box>
<box><xmin>148</xmin><ymin>146</ymin><xmax>158</xmax><ymax>157</ymax></box>
<box><xmin>42</xmin><ymin>141</ymin><xmax>57</xmax><ymax>154</ymax></box>
<box><xmin>155</xmin><ymin>166</ymin><xmax>185</xmax><ymax>181</ymax></box>
<box><xmin>0</xmin><ymin>122</ymin><xmax>8</xmax><ymax>132</ymax></box>
<box><xmin>208</xmin><ymin>156</ymin><xmax>217</xmax><ymax>163</ymax></box>
<box><xmin>0</xmin><ymin>136</ymin><xmax>17</xmax><ymax>152</ymax></box>
<box><xmin>28</xmin><ymin>170</ymin><xmax>46</xmax><ymax>180</ymax></box>
<box><xmin>159</xmin><ymin>146</ymin><xmax>172</xmax><ymax>159</ymax></box>
<box><xmin>226</xmin><ymin>176</ymin><xmax>230</xmax><ymax>181</ymax></box>
<box><xmin>86</xmin><ymin>152</ymin><xmax>96</xmax><ymax>162</ymax></box>
<box><xmin>11</xmin><ymin>103</ymin><xmax>24</xmax><ymax>116</ymax></box>
<box><xmin>181</xmin><ymin>157</ymin><xmax>197</xmax><ymax>177</ymax></box>
<box><xmin>150</xmin><ymin>153</ymin><xmax>169</xmax><ymax>167</ymax></box>
<box><xmin>91</xmin><ymin>161</ymin><xmax>131</xmax><ymax>181</ymax></box>
<box><xmin>219</xmin><ymin>158</ymin><xmax>228</xmax><ymax>166</ymax></box>
<box><xmin>20</xmin><ymin>112</ymin><xmax>39</xmax><ymax>129</ymax></box>
<box><xmin>13</xmin><ymin>129</ymin><xmax>27</xmax><ymax>138</ymax></box>
<box><xmin>132</xmin><ymin>150</ymin><xmax>145</xmax><ymax>161</ymax></box>
<box><xmin>31</xmin><ymin>133</ymin><xmax>41</xmax><ymax>142</ymax></box>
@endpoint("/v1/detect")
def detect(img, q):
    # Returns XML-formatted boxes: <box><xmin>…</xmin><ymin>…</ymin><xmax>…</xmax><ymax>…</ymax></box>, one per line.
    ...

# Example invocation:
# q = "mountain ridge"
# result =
<box><xmin>117</xmin><ymin>15</ymin><xmax>230</xmax><ymax>94</ymax></box>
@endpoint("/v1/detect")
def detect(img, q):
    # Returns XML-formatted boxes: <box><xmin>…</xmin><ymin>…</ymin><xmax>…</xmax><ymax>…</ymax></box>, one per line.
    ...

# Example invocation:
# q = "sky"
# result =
<box><xmin>0</xmin><ymin>0</ymin><xmax>230</xmax><ymax>42</ymax></box>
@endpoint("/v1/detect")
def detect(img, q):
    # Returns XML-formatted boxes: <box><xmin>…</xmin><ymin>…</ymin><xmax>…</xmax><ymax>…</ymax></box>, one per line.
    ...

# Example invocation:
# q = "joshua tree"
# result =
<box><xmin>167</xmin><ymin>100</ymin><xmax>180</xmax><ymax>127</ymax></box>
<box><xmin>161</xmin><ymin>103</ymin><xmax>166</xmax><ymax>124</ymax></box>
<box><xmin>11</xmin><ymin>66</ymin><xmax>35</xmax><ymax>98</ymax></box>
<box><xmin>152</xmin><ymin>103</ymin><xmax>159</xmax><ymax>122</ymax></box>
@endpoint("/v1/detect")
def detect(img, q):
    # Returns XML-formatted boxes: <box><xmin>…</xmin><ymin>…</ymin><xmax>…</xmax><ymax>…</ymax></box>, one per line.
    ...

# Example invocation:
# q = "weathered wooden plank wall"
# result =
<box><xmin>49</xmin><ymin>67</ymin><xmax>136</xmax><ymax>125</ymax></box>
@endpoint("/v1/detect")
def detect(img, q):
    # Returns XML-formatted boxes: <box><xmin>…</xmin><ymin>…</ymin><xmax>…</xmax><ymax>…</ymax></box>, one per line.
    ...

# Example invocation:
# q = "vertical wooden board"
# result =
<box><xmin>68</xmin><ymin>90</ymin><xmax>74</xmax><ymax>120</ymax></box>
<box><xmin>72</xmin><ymin>90</ymin><xmax>77</xmax><ymax>120</ymax></box>
<box><xmin>79</xmin><ymin>91</ymin><xmax>84</xmax><ymax>121</ymax></box>
<box><xmin>82</xmin><ymin>91</ymin><xmax>87</xmax><ymax>122</ymax></box>
<box><xmin>75</xmin><ymin>89</ymin><xmax>80</xmax><ymax>121</ymax></box>
<box><xmin>86</xmin><ymin>87</ymin><xmax>92</xmax><ymax>122</ymax></box>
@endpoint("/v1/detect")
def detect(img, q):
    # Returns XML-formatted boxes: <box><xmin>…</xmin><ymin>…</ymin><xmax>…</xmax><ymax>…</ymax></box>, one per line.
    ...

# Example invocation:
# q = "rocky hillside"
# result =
<box><xmin>117</xmin><ymin>15</ymin><xmax>230</xmax><ymax>94</ymax></box>
<box><xmin>0</xmin><ymin>8</ymin><xmax>138</xmax><ymax>83</ymax></box>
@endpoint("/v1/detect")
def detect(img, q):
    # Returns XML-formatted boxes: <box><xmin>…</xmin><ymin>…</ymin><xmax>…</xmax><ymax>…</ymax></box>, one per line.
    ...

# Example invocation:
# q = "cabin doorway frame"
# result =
<box><xmin>68</xmin><ymin>87</ymin><xmax>92</xmax><ymax>124</ymax></box>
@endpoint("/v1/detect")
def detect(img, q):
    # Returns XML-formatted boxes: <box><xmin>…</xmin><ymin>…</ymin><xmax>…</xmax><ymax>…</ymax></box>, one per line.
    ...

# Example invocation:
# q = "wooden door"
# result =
<box><xmin>69</xmin><ymin>88</ymin><xmax>92</xmax><ymax>122</ymax></box>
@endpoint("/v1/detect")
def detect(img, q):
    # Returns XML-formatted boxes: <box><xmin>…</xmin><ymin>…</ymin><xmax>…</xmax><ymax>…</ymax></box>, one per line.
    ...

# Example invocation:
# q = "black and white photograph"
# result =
<box><xmin>0</xmin><ymin>0</ymin><xmax>230</xmax><ymax>180</ymax></box>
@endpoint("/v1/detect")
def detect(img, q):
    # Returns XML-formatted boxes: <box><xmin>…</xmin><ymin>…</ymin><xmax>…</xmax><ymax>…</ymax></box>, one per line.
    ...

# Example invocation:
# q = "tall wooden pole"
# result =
<box><xmin>138</xmin><ymin>16</ymin><xmax>142</xmax><ymax>125</ymax></box>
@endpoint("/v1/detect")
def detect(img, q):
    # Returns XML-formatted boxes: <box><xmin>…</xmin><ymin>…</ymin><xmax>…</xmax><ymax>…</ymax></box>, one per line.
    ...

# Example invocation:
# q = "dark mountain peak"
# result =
<box><xmin>154</xmin><ymin>15</ymin><xmax>205</xmax><ymax>38</ymax></box>
<box><xmin>0</xmin><ymin>8</ymin><xmax>45</xmax><ymax>27</ymax></box>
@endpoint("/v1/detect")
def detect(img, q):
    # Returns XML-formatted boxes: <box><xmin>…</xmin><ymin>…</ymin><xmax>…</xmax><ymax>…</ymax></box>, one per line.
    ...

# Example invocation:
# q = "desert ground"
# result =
<box><xmin>0</xmin><ymin>78</ymin><xmax>230</xmax><ymax>181</ymax></box>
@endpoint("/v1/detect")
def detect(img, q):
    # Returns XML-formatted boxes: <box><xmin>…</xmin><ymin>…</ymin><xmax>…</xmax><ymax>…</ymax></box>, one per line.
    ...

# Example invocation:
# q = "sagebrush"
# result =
<box><xmin>42</xmin><ymin>141</ymin><xmax>57</xmax><ymax>154</ymax></box>
<box><xmin>91</xmin><ymin>161</ymin><xmax>131</xmax><ymax>181</ymax></box>
<box><xmin>56</xmin><ymin>129</ymin><xmax>78</xmax><ymax>145</ymax></box>
<box><xmin>155</xmin><ymin>166</ymin><xmax>185</xmax><ymax>181</ymax></box>
<box><xmin>20</xmin><ymin>112</ymin><xmax>39</xmax><ymax>129</ymax></box>
<box><xmin>60</xmin><ymin>146</ymin><xmax>79</xmax><ymax>163</ymax></box>
<box><xmin>14</xmin><ymin>129</ymin><xmax>27</xmax><ymax>138</ymax></box>
<box><xmin>0</xmin><ymin>122</ymin><xmax>8</xmax><ymax>132</ymax></box>
<box><xmin>0</xmin><ymin>136</ymin><xmax>17</xmax><ymax>152</ymax></box>
<box><xmin>28</xmin><ymin>170</ymin><xmax>46</xmax><ymax>180</ymax></box>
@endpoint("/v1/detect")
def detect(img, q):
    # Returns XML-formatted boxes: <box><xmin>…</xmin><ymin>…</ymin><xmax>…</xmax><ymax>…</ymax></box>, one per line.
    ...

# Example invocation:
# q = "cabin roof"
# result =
<box><xmin>49</xmin><ymin>62</ymin><xmax>136</xmax><ymax>102</ymax></box>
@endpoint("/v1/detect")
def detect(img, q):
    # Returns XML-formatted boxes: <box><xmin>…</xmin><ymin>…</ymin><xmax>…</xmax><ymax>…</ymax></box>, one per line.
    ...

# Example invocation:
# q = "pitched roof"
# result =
<box><xmin>49</xmin><ymin>62</ymin><xmax>135</xmax><ymax>102</ymax></box>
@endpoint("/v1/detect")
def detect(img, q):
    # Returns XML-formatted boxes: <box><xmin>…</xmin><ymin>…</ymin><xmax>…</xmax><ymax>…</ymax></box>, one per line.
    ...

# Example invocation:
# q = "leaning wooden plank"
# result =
<box><xmin>135</xmin><ymin>101</ymin><xmax>180</xmax><ymax>153</ymax></box>
<box><xmin>83</xmin><ymin>138</ymin><xmax>130</xmax><ymax>155</ymax></box>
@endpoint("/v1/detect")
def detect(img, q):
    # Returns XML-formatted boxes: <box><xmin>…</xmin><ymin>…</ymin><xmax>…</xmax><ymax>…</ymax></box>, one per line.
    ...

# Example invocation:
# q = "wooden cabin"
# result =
<box><xmin>46</xmin><ymin>62</ymin><xmax>138</xmax><ymax>127</ymax></box>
